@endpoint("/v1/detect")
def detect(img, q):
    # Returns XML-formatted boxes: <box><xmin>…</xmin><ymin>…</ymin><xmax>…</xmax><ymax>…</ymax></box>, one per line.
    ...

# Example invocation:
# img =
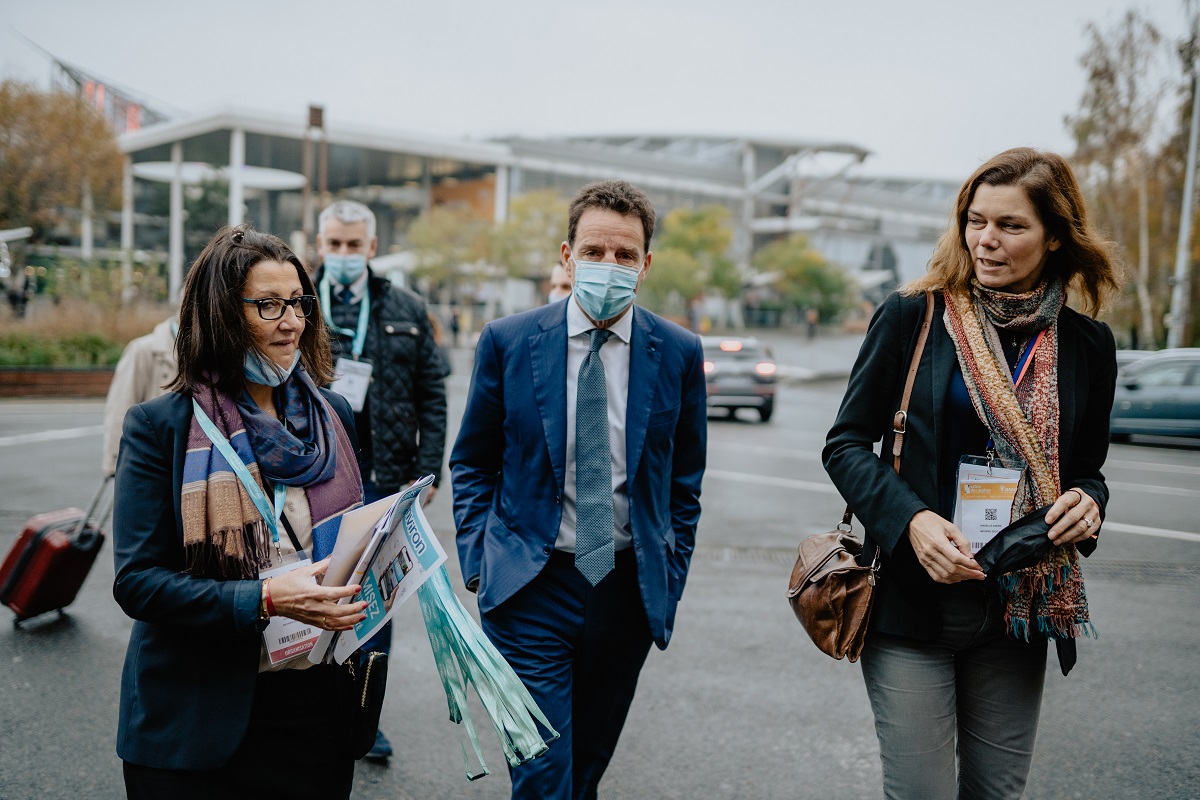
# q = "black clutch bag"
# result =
<box><xmin>339</xmin><ymin>649</ymin><xmax>388</xmax><ymax>759</ymax></box>
<box><xmin>974</xmin><ymin>504</ymin><xmax>1054</xmax><ymax>575</ymax></box>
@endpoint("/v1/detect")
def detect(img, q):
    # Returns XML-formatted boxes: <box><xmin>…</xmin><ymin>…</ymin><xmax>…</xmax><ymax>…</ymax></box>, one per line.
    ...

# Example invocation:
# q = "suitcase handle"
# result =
<box><xmin>72</xmin><ymin>476</ymin><xmax>114</xmax><ymax>538</ymax></box>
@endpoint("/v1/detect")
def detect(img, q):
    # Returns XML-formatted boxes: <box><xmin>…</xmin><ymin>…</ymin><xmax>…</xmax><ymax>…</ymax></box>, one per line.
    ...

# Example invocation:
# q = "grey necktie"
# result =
<box><xmin>575</xmin><ymin>328</ymin><xmax>615</xmax><ymax>585</ymax></box>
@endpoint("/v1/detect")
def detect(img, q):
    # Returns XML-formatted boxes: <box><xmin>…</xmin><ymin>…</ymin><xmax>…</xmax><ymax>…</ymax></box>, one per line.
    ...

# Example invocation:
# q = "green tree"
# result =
<box><xmin>753</xmin><ymin>234</ymin><xmax>852</xmax><ymax>322</ymax></box>
<box><xmin>637</xmin><ymin>247</ymin><xmax>702</xmax><ymax>317</ymax></box>
<box><xmin>0</xmin><ymin>80</ymin><xmax>124</xmax><ymax>242</ymax></box>
<box><xmin>407</xmin><ymin>204</ymin><xmax>490</xmax><ymax>292</ymax></box>
<box><xmin>490</xmin><ymin>189</ymin><xmax>568</xmax><ymax>279</ymax></box>
<box><xmin>656</xmin><ymin>205</ymin><xmax>740</xmax><ymax>297</ymax></box>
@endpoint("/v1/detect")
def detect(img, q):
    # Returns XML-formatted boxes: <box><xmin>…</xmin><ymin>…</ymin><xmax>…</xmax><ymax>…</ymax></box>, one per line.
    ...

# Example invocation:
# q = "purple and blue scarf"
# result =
<box><xmin>181</xmin><ymin>367</ymin><xmax>362</xmax><ymax>579</ymax></box>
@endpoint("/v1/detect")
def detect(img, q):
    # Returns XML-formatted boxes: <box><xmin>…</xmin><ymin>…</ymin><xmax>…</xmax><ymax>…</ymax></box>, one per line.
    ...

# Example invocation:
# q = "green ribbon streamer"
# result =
<box><xmin>417</xmin><ymin>566</ymin><xmax>559</xmax><ymax>780</ymax></box>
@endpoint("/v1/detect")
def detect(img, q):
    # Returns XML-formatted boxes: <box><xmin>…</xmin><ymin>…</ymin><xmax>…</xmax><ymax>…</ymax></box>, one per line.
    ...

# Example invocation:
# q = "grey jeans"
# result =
<box><xmin>860</xmin><ymin>584</ymin><xmax>1048</xmax><ymax>800</ymax></box>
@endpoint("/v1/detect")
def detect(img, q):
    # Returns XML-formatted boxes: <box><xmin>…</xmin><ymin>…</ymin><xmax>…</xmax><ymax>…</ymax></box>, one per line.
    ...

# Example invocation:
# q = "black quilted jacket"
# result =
<box><xmin>325</xmin><ymin>268</ymin><xmax>449</xmax><ymax>489</ymax></box>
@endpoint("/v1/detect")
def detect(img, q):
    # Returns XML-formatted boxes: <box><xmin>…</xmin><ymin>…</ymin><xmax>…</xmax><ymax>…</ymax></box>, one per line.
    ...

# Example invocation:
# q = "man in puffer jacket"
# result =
<box><xmin>316</xmin><ymin>199</ymin><xmax>450</xmax><ymax>762</ymax></box>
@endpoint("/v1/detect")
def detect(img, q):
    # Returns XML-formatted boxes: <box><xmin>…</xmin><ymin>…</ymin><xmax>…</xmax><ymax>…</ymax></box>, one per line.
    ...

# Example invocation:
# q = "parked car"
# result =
<box><xmin>1109</xmin><ymin>348</ymin><xmax>1200</xmax><ymax>440</ymax></box>
<box><xmin>1115</xmin><ymin>349</ymin><xmax>1154</xmax><ymax>376</ymax></box>
<box><xmin>700</xmin><ymin>336</ymin><xmax>777</xmax><ymax>422</ymax></box>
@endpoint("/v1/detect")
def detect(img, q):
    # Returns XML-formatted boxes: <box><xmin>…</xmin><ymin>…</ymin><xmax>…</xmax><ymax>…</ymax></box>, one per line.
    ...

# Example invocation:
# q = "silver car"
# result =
<box><xmin>1109</xmin><ymin>349</ymin><xmax>1200</xmax><ymax>440</ymax></box>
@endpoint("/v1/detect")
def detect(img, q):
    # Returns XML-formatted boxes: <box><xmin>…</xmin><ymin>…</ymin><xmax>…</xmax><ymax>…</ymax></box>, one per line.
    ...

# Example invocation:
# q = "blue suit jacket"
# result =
<box><xmin>112</xmin><ymin>389</ymin><xmax>360</xmax><ymax>770</ymax></box>
<box><xmin>450</xmin><ymin>301</ymin><xmax>707</xmax><ymax>649</ymax></box>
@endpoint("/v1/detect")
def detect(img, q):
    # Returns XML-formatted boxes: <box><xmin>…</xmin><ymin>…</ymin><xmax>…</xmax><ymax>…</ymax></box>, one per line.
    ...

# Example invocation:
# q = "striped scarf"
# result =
<box><xmin>943</xmin><ymin>279</ymin><xmax>1094</xmax><ymax>641</ymax></box>
<box><xmin>181</xmin><ymin>368</ymin><xmax>363</xmax><ymax>579</ymax></box>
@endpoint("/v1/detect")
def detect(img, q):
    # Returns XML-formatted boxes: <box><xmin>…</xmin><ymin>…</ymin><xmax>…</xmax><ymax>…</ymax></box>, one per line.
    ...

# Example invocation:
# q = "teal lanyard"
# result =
<box><xmin>319</xmin><ymin>276</ymin><xmax>370</xmax><ymax>359</ymax></box>
<box><xmin>192</xmin><ymin>400</ymin><xmax>287</xmax><ymax>548</ymax></box>
<box><xmin>417</xmin><ymin>566</ymin><xmax>558</xmax><ymax>779</ymax></box>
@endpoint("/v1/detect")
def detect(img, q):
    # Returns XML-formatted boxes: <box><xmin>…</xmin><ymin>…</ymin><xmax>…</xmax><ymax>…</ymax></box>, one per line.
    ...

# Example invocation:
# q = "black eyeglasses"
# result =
<box><xmin>241</xmin><ymin>295</ymin><xmax>317</xmax><ymax>320</ymax></box>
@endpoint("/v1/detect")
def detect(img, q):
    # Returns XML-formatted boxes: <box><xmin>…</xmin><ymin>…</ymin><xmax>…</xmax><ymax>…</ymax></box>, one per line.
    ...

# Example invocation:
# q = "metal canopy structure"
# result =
<box><xmin>112</xmin><ymin>108</ymin><xmax>952</xmax><ymax>301</ymax></box>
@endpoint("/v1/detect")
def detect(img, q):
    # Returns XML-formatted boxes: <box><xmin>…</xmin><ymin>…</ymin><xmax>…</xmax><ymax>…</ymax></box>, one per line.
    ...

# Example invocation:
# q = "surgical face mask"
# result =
<box><xmin>571</xmin><ymin>259</ymin><xmax>642</xmax><ymax>322</ymax></box>
<box><xmin>547</xmin><ymin>288</ymin><xmax>572</xmax><ymax>303</ymax></box>
<box><xmin>324</xmin><ymin>253</ymin><xmax>366</xmax><ymax>286</ymax></box>
<box><xmin>245</xmin><ymin>349</ymin><xmax>300</xmax><ymax>387</ymax></box>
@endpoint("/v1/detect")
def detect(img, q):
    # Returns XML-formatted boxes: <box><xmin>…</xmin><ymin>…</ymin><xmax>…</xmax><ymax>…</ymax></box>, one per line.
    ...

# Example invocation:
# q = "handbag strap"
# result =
<box><xmin>891</xmin><ymin>290</ymin><xmax>934</xmax><ymax>473</ymax></box>
<box><xmin>841</xmin><ymin>290</ymin><xmax>935</xmax><ymax>522</ymax></box>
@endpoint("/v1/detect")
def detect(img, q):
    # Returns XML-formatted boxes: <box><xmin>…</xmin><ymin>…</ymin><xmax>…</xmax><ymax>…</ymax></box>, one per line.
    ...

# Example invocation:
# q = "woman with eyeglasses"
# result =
<box><xmin>113</xmin><ymin>226</ymin><xmax>369</xmax><ymax>799</ymax></box>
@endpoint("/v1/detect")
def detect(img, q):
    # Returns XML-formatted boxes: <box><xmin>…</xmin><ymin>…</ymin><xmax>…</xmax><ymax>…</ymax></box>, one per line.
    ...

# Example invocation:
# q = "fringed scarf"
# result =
<box><xmin>181</xmin><ymin>367</ymin><xmax>363</xmax><ymax>579</ymax></box>
<box><xmin>943</xmin><ymin>278</ymin><xmax>1094</xmax><ymax>642</ymax></box>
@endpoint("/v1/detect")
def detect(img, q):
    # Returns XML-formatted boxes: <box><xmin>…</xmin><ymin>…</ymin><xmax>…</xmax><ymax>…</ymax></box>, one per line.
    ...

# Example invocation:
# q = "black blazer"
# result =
<box><xmin>112</xmin><ymin>388</ymin><xmax>361</xmax><ymax>770</ymax></box>
<box><xmin>823</xmin><ymin>291</ymin><xmax>1117</xmax><ymax>640</ymax></box>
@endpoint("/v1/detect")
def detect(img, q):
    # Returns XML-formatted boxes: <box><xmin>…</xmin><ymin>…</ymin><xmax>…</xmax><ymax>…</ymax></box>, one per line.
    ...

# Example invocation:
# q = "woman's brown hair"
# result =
<box><xmin>167</xmin><ymin>225</ymin><xmax>335</xmax><ymax>396</ymax></box>
<box><xmin>904</xmin><ymin>147</ymin><xmax>1122</xmax><ymax>317</ymax></box>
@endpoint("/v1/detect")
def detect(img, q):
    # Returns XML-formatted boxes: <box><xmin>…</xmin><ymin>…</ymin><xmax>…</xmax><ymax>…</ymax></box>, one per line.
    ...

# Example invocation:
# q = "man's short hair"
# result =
<box><xmin>319</xmin><ymin>200</ymin><xmax>377</xmax><ymax>242</ymax></box>
<box><xmin>567</xmin><ymin>181</ymin><xmax>656</xmax><ymax>253</ymax></box>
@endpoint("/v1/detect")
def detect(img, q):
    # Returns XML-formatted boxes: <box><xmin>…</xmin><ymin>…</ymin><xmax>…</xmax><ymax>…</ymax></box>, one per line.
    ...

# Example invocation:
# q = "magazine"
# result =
<box><xmin>308</xmin><ymin>474</ymin><xmax>447</xmax><ymax>665</ymax></box>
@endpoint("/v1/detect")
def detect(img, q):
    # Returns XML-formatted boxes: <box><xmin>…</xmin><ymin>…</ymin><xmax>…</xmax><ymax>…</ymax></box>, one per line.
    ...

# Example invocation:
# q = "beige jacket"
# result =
<box><xmin>102</xmin><ymin>318</ymin><xmax>177</xmax><ymax>475</ymax></box>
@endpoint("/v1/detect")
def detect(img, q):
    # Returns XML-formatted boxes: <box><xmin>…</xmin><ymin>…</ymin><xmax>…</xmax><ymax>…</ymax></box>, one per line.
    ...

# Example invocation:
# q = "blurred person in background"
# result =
<box><xmin>315</xmin><ymin>198</ymin><xmax>450</xmax><ymax>763</ymax></box>
<box><xmin>546</xmin><ymin>263</ymin><xmax>572</xmax><ymax>303</ymax></box>
<box><xmin>113</xmin><ymin>226</ymin><xmax>368</xmax><ymax>799</ymax></box>
<box><xmin>102</xmin><ymin>314</ymin><xmax>178</xmax><ymax>477</ymax></box>
<box><xmin>823</xmin><ymin>148</ymin><xmax>1121</xmax><ymax>800</ymax></box>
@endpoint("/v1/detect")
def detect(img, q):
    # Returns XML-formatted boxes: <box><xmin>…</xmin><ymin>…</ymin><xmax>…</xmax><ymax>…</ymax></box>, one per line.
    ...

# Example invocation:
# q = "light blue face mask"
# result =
<box><xmin>324</xmin><ymin>253</ymin><xmax>366</xmax><ymax>286</ymax></box>
<box><xmin>571</xmin><ymin>259</ymin><xmax>642</xmax><ymax>322</ymax></box>
<box><xmin>245</xmin><ymin>349</ymin><xmax>300</xmax><ymax>387</ymax></box>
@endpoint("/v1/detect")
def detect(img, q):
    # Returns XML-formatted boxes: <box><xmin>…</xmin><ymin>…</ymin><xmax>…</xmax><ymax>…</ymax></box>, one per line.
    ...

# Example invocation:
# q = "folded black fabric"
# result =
<box><xmin>975</xmin><ymin>504</ymin><xmax>1055</xmax><ymax>575</ymax></box>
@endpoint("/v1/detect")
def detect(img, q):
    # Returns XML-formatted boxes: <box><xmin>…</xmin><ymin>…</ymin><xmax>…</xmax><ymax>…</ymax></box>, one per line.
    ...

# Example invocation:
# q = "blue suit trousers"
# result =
<box><xmin>482</xmin><ymin>550</ymin><xmax>653</xmax><ymax>800</ymax></box>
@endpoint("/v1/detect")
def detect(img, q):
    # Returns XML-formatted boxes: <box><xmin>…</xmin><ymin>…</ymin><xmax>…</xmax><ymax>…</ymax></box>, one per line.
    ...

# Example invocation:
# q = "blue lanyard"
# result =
<box><xmin>192</xmin><ymin>400</ymin><xmax>287</xmax><ymax>547</ymax></box>
<box><xmin>319</xmin><ymin>276</ymin><xmax>370</xmax><ymax>359</ymax></box>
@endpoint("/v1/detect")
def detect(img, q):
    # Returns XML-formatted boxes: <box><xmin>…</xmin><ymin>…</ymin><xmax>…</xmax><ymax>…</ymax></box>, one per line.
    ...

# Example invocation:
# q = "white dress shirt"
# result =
<box><xmin>555</xmin><ymin>297</ymin><xmax>634</xmax><ymax>553</ymax></box>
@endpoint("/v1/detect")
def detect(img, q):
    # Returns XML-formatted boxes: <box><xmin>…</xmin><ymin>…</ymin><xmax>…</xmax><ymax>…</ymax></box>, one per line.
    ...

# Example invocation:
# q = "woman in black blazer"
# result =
<box><xmin>824</xmin><ymin>149</ymin><xmax>1121</xmax><ymax>799</ymax></box>
<box><xmin>113</xmin><ymin>227</ymin><xmax>368</xmax><ymax>799</ymax></box>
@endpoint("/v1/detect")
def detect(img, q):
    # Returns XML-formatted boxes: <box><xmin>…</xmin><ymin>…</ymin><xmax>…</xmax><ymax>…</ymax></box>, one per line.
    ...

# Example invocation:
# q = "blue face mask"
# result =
<box><xmin>245</xmin><ymin>349</ymin><xmax>300</xmax><ymax>387</ymax></box>
<box><xmin>571</xmin><ymin>259</ymin><xmax>642</xmax><ymax>322</ymax></box>
<box><xmin>324</xmin><ymin>253</ymin><xmax>366</xmax><ymax>286</ymax></box>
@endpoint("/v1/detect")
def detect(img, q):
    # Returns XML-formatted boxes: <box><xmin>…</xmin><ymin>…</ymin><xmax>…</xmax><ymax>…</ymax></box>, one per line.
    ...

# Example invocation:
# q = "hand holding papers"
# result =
<box><xmin>309</xmin><ymin>475</ymin><xmax>446</xmax><ymax>665</ymax></box>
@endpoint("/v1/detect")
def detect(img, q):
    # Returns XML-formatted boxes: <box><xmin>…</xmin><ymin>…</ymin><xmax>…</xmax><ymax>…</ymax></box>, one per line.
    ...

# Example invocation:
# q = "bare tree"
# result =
<box><xmin>1066</xmin><ymin>10</ymin><xmax>1168</xmax><ymax>346</ymax></box>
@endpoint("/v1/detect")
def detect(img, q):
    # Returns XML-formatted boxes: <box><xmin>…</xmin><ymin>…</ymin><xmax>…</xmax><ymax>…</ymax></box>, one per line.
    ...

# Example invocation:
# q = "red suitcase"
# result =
<box><xmin>0</xmin><ymin>479</ymin><xmax>110</xmax><ymax>626</ymax></box>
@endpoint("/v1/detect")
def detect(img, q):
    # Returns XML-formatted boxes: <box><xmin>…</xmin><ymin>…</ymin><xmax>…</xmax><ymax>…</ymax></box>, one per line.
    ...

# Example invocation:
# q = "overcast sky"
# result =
<box><xmin>0</xmin><ymin>0</ymin><xmax>1187</xmax><ymax>180</ymax></box>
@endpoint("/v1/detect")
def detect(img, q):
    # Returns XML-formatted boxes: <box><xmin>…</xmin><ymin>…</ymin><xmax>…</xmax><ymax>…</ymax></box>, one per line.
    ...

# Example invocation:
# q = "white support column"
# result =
<box><xmin>493</xmin><ymin>165</ymin><xmax>509</xmax><ymax>223</ymax></box>
<box><xmin>169</xmin><ymin>141</ymin><xmax>184</xmax><ymax>304</ymax></box>
<box><xmin>81</xmin><ymin>180</ymin><xmax>94</xmax><ymax>261</ymax></box>
<box><xmin>121</xmin><ymin>157</ymin><xmax>134</xmax><ymax>302</ymax></box>
<box><xmin>228</xmin><ymin>127</ymin><xmax>246</xmax><ymax>227</ymax></box>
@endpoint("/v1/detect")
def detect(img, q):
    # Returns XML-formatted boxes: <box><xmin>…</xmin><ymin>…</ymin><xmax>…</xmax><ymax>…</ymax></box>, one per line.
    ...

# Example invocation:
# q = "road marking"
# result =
<box><xmin>704</xmin><ymin>469</ymin><xmax>1199</xmax><ymax>542</ymax></box>
<box><xmin>1105</xmin><ymin>458</ymin><xmax>1200</xmax><ymax>477</ymax></box>
<box><xmin>1101</xmin><ymin>522</ymin><xmax>1200</xmax><ymax>543</ymax></box>
<box><xmin>0</xmin><ymin>425</ymin><xmax>104</xmax><ymax>448</ymax></box>
<box><xmin>1108</xmin><ymin>481</ymin><xmax>1200</xmax><ymax>499</ymax></box>
<box><xmin>707</xmin><ymin>443</ymin><xmax>820</xmax><ymax>460</ymax></box>
<box><xmin>704</xmin><ymin>468</ymin><xmax>839</xmax><ymax>494</ymax></box>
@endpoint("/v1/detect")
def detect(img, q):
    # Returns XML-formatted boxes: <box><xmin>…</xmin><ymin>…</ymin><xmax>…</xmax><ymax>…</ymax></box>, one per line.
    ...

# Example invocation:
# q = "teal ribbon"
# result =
<box><xmin>417</xmin><ymin>567</ymin><xmax>559</xmax><ymax>780</ymax></box>
<box><xmin>319</xmin><ymin>276</ymin><xmax>370</xmax><ymax>359</ymax></box>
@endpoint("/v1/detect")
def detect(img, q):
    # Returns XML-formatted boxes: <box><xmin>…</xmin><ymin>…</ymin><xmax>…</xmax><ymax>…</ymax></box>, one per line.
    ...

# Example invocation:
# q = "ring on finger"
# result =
<box><xmin>1082</xmin><ymin>517</ymin><xmax>1092</xmax><ymax>529</ymax></box>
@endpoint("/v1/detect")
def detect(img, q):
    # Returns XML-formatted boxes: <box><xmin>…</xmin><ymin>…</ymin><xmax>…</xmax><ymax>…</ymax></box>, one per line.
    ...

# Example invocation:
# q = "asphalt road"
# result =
<box><xmin>2</xmin><ymin>341</ymin><xmax>1199</xmax><ymax>799</ymax></box>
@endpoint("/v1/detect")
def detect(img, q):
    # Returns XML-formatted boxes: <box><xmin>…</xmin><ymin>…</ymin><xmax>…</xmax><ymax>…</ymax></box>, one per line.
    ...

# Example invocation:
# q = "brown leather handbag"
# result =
<box><xmin>787</xmin><ymin>291</ymin><xmax>934</xmax><ymax>662</ymax></box>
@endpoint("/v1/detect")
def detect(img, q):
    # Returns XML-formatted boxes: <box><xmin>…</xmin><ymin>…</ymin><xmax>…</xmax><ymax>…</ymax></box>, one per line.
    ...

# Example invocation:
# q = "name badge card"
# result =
<box><xmin>260</xmin><ymin>557</ymin><xmax>321</xmax><ymax>665</ymax></box>
<box><xmin>952</xmin><ymin>455</ymin><xmax>1024</xmax><ymax>554</ymax></box>
<box><xmin>331</xmin><ymin>357</ymin><xmax>372</xmax><ymax>412</ymax></box>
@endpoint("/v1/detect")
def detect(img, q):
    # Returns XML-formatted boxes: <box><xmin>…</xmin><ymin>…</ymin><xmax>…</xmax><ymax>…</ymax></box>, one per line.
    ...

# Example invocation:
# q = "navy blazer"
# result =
<box><xmin>450</xmin><ymin>301</ymin><xmax>707</xmax><ymax>649</ymax></box>
<box><xmin>112</xmin><ymin>388</ymin><xmax>361</xmax><ymax>770</ymax></box>
<box><xmin>823</xmin><ymin>291</ymin><xmax>1117</xmax><ymax>640</ymax></box>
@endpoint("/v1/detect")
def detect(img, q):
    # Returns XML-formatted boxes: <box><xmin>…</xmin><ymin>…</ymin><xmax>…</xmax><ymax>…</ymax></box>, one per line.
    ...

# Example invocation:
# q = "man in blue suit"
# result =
<box><xmin>451</xmin><ymin>180</ymin><xmax>707</xmax><ymax>799</ymax></box>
